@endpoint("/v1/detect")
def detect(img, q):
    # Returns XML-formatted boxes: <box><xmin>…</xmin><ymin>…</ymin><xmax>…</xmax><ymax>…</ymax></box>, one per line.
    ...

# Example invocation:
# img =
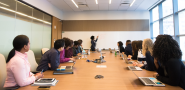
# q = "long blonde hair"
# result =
<box><xmin>142</xmin><ymin>38</ymin><xmax>153</xmax><ymax>56</ymax></box>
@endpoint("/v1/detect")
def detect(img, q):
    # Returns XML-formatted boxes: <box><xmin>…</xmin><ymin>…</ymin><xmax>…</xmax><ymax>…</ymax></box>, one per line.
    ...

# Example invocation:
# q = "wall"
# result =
<box><xmin>62</xmin><ymin>11</ymin><xmax>150</xmax><ymax>49</ymax></box>
<box><xmin>22</xmin><ymin>0</ymin><xmax>63</xmax><ymax>20</ymax></box>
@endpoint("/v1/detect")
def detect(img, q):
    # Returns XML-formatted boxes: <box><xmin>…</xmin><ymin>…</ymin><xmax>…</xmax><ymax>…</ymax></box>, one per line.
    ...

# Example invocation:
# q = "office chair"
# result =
<box><xmin>26</xmin><ymin>50</ymin><xmax>39</xmax><ymax>73</ymax></box>
<box><xmin>41</xmin><ymin>48</ymin><xmax>49</xmax><ymax>55</ymax></box>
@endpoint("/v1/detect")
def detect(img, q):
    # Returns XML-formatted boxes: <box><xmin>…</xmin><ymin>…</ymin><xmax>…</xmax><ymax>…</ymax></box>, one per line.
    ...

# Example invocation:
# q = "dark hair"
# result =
<box><xmin>70</xmin><ymin>40</ymin><xmax>74</xmax><ymax>47</ymax></box>
<box><xmin>90</xmin><ymin>36</ymin><xmax>94</xmax><ymax>40</ymax></box>
<box><xmin>131</xmin><ymin>41</ymin><xmax>137</xmax><ymax>55</ymax></box>
<box><xmin>126</xmin><ymin>40</ymin><xmax>131</xmax><ymax>46</ymax></box>
<box><xmin>78</xmin><ymin>39</ymin><xmax>83</xmax><ymax>45</ymax></box>
<box><xmin>74</xmin><ymin>41</ymin><xmax>79</xmax><ymax>46</ymax></box>
<box><xmin>6</xmin><ymin>35</ymin><xmax>29</xmax><ymax>63</ymax></box>
<box><xmin>54</xmin><ymin>39</ymin><xmax>65</xmax><ymax>49</ymax></box>
<box><xmin>63</xmin><ymin>37</ymin><xmax>72</xmax><ymax>49</ymax></box>
<box><xmin>137</xmin><ymin>40</ymin><xmax>143</xmax><ymax>49</ymax></box>
<box><xmin>153</xmin><ymin>35</ymin><xmax>182</xmax><ymax>66</ymax></box>
<box><xmin>118</xmin><ymin>41</ymin><xmax>123</xmax><ymax>47</ymax></box>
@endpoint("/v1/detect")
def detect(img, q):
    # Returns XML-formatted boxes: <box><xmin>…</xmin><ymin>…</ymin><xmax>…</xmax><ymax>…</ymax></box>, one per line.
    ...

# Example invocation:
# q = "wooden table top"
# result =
<box><xmin>18</xmin><ymin>51</ymin><xmax>183</xmax><ymax>90</ymax></box>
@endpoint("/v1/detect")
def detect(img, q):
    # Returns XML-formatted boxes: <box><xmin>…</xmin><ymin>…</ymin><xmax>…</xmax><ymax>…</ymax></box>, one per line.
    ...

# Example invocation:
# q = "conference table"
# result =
<box><xmin>18</xmin><ymin>51</ymin><xmax>183</xmax><ymax>90</ymax></box>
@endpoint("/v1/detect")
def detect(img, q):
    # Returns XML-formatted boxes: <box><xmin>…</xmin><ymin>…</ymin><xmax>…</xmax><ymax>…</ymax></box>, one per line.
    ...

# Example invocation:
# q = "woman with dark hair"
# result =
<box><xmin>78</xmin><ymin>39</ymin><xmax>83</xmax><ymax>53</ymax></box>
<box><xmin>128</xmin><ymin>40</ymin><xmax>143</xmax><ymax>60</ymax></box>
<box><xmin>117</xmin><ymin>41</ymin><xmax>125</xmax><ymax>54</ymax></box>
<box><xmin>153</xmin><ymin>35</ymin><xmax>185</xmax><ymax>89</ymax></box>
<box><xmin>60</xmin><ymin>37</ymin><xmax>76</xmax><ymax>63</ymax></box>
<box><xmin>90</xmin><ymin>35</ymin><xmax>98</xmax><ymax>51</ymax></box>
<box><xmin>65</xmin><ymin>40</ymin><xmax>74</xmax><ymax>58</ymax></box>
<box><xmin>4</xmin><ymin>35</ymin><xmax>43</xmax><ymax>88</ymax></box>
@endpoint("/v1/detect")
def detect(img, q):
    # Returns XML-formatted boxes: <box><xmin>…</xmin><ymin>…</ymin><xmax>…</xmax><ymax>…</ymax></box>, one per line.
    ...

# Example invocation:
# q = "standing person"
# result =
<box><xmin>133</xmin><ymin>38</ymin><xmax>155</xmax><ymax>71</ymax></box>
<box><xmin>90</xmin><ymin>35</ymin><xmax>98</xmax><ymax>51</ymax></box>
<box><xmin>153</xmin><ymin>35</ymin><xmax>185</xmax><ymax>89</ymax></box>
<box><xmin>37</xmin><ymin>39</ymin><xmax>65</xmax><ymax>71</ymax></box>
<box><xmin>117</xmin><ymin>41</ymin><xmax>125</xmax><ymax>54</ymax></box>
<box><xmin>4</xmin><ymin>35</ymin><xmax>43</xmax><ymax>87</ymax></box>
<box><xmin>125</xmin><ymin>40</ymin><xmax>132</xmax><ymax>56</ymax></box>
<box><xmin>60</xmin><ymin>38</ymin><xmax>75</xmax><ymax>63</ymax></box>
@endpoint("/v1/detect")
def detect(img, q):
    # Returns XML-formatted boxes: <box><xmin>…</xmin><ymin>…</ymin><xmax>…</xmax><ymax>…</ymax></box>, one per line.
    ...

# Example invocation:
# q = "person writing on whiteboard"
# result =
<box><xmin>4</xmin><ymin>35</ymin><xmax>43</xmax><ymax>87</ymax></box>
<box><xmin>90</xmin><ymin>35</ymin><xmax>99</xmax><ymax>51</ymax></box>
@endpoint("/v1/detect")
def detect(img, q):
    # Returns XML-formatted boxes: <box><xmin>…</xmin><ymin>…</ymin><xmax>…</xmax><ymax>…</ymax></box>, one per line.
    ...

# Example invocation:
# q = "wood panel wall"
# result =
<box><xmin>62</xmin><ymin>20</ymin><xmax>149</xmax><ymax>31</ymax></box>
<box><xmin>51</xmin><ymin>17</ymin><xmax>62</xmax><ymax>48</ymax></box>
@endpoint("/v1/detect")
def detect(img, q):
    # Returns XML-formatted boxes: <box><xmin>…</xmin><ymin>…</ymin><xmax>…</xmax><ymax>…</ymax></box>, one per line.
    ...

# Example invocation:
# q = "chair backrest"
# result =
<box><xmin>0</xmin><ymin>54</ymin><xmax>6</xmax><ymax>88</ymax></box>
<box><xmin>26</xmin><ymin>50</ymin><xmax>38</xmax><ymax>71</ymax></box>
<box><xmin>41</xmin><ymin>48</ymin><xmax>49</xmax><ymax>55</ymax></box>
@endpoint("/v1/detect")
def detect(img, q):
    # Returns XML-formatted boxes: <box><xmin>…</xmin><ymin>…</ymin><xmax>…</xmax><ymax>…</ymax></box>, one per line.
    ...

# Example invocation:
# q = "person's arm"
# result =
<box><xmin>11</xmin><ymin>59</ymin><xmax>36</xmax><ymax>87</ymax></box>
<box><xmin>50</xmin><ymin>52</ymin><xmax>60</xmax><ymax>70</ymax></box>
<box><xmin>72</xmin><ymin>48</ymin><xmax>77</xmax><ymax>56</ymax></box>
<box><xmin>156</xmin><ymin>59</ymin><xmax>181</xmax><ymax>86</ymax></box>
<box><xmin>60</xmin><ymin>50</ymin><xmax>70</xmax><ymax>63</ymax></box>
<box><xmin>95</xmin><ymin>36</ymin><xmax>98</xmax><ymax>42</ymax></box>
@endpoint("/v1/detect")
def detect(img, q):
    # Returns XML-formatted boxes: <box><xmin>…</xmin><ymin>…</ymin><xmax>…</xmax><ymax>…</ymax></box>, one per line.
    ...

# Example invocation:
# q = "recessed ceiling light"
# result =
<box><xmin>95</xmin><ymin>0</ymin><xmax>98</xmax><ymax>4</ymax></box>
<box><xmin>130</xmin><ymin>0</ymin><xmax>136</xmax><ymax>7</ymax></box>
<box><xmin>72</xmin><ymin>0</ymin><xmax>78</xmax><ymax>8</ymax></box>
<box><xmin>109</xmin><ymin>0</ymin><xmax>111</xmax><ymax>4</ymax></box>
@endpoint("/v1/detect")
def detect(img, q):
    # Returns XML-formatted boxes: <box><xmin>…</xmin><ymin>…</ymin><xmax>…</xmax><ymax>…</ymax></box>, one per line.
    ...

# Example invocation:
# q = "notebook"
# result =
<box><xmin>32</xmin><ymin>78</ymin><xmax>58</xmax><ymax>86</ymax></box>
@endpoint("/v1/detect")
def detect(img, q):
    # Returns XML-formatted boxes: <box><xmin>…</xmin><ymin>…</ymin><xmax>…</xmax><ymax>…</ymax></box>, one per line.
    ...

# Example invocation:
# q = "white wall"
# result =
<box><xmin>22</xmin><ymin>0</ymin><xmax>63</xmax><ymax>20</ymax></box>
<box><xmin>62</xmin><ymin>11</ymin><xmax>150</xmax><ymax>20</ymax></box>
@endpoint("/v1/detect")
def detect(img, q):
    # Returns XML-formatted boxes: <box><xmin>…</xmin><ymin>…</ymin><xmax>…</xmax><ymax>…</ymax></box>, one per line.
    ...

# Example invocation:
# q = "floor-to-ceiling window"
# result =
<box><xmin>0</xmin><ymin>0</ymin><xmax>52</xmax><ymax>62</ymax></box>
<box><xmin>150</xmin><ymin>0</ymin><xmax>185</xmax><ymax>61</ymax></box>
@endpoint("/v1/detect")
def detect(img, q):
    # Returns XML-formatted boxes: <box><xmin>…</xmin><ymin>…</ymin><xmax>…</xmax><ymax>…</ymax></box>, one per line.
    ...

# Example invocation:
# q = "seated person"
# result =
<box><xmin>125</xmin><ymin>40</ymin><xmax>132</xmax><ymax>56</ymax></box>
<box><xmin>37</xmin><ymin>39</ymin><xmax>65</xmax><ymax>71</ymax></box>
<box><xmin>73</xmin><ymin>41</ymin><xmax>81</xmax><ymax>56</ymax></box>
<box><xmin>117</xmin><ymin>41</ymin><xmax>125</xmax><ymax>55</ymax></box>
<box><xmin>133</xmin><ymin>38</ymin><xmax>155</xmax><ymax>71</ymax></box>
<box><xmin>60</xmin><ymin>38</ymin><xmax>75</xmax><ymax>63</ymax></box>
<box><xmin>65</xmin><ymin>40</ymin><xmax>73</xmax><ymax>58</ymax></box>
<box><xmin>128</xmin><ymin>40</ymin><xmax>142</xmax><ymax>60</ymax></box>
<box><xmin>153</xmin><ymin>35</ymin><xmax>185</xmax><ymax>89</ymax></box>
<box><xmin>78</xmin><ymin>39</ymin><xmax>83</xmax><ymax>53</ymax></box>
<box><xmin>4</xmin><ymin>35</ymin><xmax>43</xmax><ymax>88</ymax></box>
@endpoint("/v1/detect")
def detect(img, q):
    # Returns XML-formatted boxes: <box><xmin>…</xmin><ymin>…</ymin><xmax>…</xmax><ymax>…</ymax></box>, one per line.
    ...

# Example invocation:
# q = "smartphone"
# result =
<box><xmin>38</xmin><ymin>86</ymin><xmax>50</xmax><ymax>90</ymax></box>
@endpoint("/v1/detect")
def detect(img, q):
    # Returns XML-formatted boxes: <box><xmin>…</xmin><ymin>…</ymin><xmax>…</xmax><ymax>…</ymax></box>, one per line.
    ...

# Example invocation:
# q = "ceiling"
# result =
<box><xmin>47</xmin><ymin>0</ymin><xmax>159</xmax><ymax>12</ymax></box>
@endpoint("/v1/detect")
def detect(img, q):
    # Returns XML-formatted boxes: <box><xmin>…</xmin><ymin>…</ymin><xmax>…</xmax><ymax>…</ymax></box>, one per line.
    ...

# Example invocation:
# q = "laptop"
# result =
<box><xmin>53</xmin><ymin>62</ymin><xmax>76</xmax><ymax>75</ymax></box>
<box><xmin>123</xmin><ymin>54</ymin><xmax>133</xmax><ymax>64</ymax></box>
<box><xmin>132</xmin><ymin>71</ymin><xmax>165</xmax><ymax>86</ymax></box>
<box><xmin>109</xmin><ymin>48</ymin><xmax>113</xmax><ymax>53</ymax></box>
<box><xmin>127</xmin><ymin>66</ymin><xmax>142</xmax><ymax>71</ymax></box>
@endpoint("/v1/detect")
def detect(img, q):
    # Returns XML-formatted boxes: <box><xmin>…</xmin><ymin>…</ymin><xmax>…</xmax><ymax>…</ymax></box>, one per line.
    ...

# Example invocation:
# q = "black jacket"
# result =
<box><xmin>125</xmin><ymin>44</ymin><xmax>132</xmax><ymax>56</ymax></box>
<box><xmin>141</xmin><ymin>51</ymin><xmax>155</xmax><ymax>71</ymax></box>
<box><xmin>131</xmin><ymin>51</ymin><xmax>138</xmax><ymax>60</ymax></box>
<box><xmin>119</xmin><ymin>46</ymin><xmax>125</xmax><ymax>53</ymax></box>
<box><xmin>156</xmin><ymin>58</ymin><xmax>185</xmax><ymax>89</ymax></box>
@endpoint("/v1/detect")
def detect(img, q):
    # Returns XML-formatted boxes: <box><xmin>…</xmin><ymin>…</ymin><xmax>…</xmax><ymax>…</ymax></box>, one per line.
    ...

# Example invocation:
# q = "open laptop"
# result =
<box><xmin>57</xmin><ymin>62</ymin><xmax>76</xmax><ymax>70</ymax></box>
<box><xmin>53</xmin><ymin>62</ymin><xmax>75</xmax><ymax>75</ymax></box>
<box><xmin>127</xmin><ymin>66</ymin><xmax>142</xmax><ymax>71</ymax></box>
<box><xmin>109</xmin><ymin>48</ymin><xmax>113</xmax><ymax>53</ymax></box>
<box><xmin>132</xmin><ymin>71</ymin><xmax>165</xmax><ymax>86</ymax></box>
<box><xmin>123</xmin><ymin>54</ymin><xmax>133</xmax><ymax>64</ymax></box>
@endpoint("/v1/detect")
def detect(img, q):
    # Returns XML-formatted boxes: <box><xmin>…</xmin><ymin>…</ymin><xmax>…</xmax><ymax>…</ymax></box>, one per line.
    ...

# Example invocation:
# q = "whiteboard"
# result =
<box><xmin>62</xmin><ymin>31</ymin><xmax>150</xmax><ymax>49</ymax></box>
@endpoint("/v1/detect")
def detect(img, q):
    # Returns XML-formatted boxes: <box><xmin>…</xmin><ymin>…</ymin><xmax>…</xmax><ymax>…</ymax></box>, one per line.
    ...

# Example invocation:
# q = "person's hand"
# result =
<box><xmin>70</xmin><ymin>58</ymin><xmax>76</xmax><ymax>62</ymax></box>
<box><xmin>153</xmin><ymin>73</ymin><xmax>159</xmax><ymax>78</ymax></box>
<box><xmin>128</xmin><ymin>55</ymin><xmax>132</xmax><ymax>59</ymax></box>
<box><xmin>48</xmin><ymin>63</ymin><xmax>51</xmax><ymax>68</ymax></box>
<box><xmin>97</xmin><ymin>36</ymin><xmax>99</xmax><ymax>38</ymax></box>
<box><xmin>154</xmin><ymin>58</ymin><xmax>158</xmax><ymax>64</ymax></box>
<box><xmin>133</xmin><ymin>62</ymin><xmax>138</xmax><ymax>66</ymax></box>
<box><xmin>35</xmin><ymin>72</ymin><xmax>44</xmax><ymax>79</ymax></box>
<box><xmin>77</xmin><ymin>53</ymin><xmax>81</xmax><ymax>56</ymax></box>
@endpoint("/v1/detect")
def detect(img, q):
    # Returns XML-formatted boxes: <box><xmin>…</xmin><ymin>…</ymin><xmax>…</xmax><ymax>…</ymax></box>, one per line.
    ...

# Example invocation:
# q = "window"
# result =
<box><xmin>162</xmin><ymin>0</ymin><xmax>173</xmax><ymax>17</ymax></box>
<box><xmin>163</xmin><ymin>16</ymin><xmax>174</xmax><ymax>35</ymax></box>
<box><xmin>180</xmin><ymin>36</ymin><xmax>185</xmax><ymax>61</ymax></box>
<box><xmin>152</xmin><ymin>6</ymin><xmax>159</xmax><ymax>21</ymax></box>
<box><xmin>153</xmin><ymin>21</ymin><xmax>159</xmax><ymax>37</ymax></box>
<box><xmin>179</xmin><ymin>11</ymin><xmax>185</xmax><ymax>35</ymax></box>
<box><xmin>178</xmin><ymin>0</ymin><xmax>185</xmax><ymax>11</ymax></box>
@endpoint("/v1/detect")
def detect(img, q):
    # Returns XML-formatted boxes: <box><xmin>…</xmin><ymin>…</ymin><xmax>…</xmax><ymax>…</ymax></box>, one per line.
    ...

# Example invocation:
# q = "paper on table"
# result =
<box><xmin>96</xmin><ymin>65</ymin><xmax>107</xmax><ymax>68</ymax></box>
<box><xmin>68</xmin><ymin>60</ymin><xmax>73</xmax><ymax>63</ymax></box>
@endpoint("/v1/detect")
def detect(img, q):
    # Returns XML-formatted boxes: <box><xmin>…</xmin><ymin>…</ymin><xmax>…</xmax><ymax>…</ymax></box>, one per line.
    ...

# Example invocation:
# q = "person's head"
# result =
<box><xmin>54</xmin><ymin>39</ymin><xmax>65</xmax><ymax>52</ymax></box>
<box><xmin>74</xmin><ymin>41</ymin><xmax>79</xmax><ymax>48</ymax></box>
<box><xmin>142</xmin><ymin>38</ymin><xmax>153</xmax><ymax>56</ymax></box>
<box><xmin>131</xmin><ymin>41</ymin><xmax>137</xmax><ymax>55</ymax></box>
<box><xmin>117</xmin><ymin>41</ymin><xmax>123</xmax><ymax>47</ymax></box>
<box><xmin>153</xmin><ymin>35</ymin><xmax>182</xmax><ymax>66</ymax></box>
<box><xmin>6</xmin><ymin>35</ymin><xmax>30</xmax><ymax>63</ymax></box>
<box><xmin>126</xmin><ymin>40</ymin><xmax>131</xmax><ymax>46</ymax></box>
<box><xmin>78</xmin><ymin>39</ymin><xmax>83</xmax><ymax>46</ymax></box>
<box><xmin>70</xmin><ymin>40</ymin><xmax>74</xmax><ymax>47</ymax></box>
<box><xmin>90</xmin><ymin>36</ymin><xmax>95</xmax><ymax>40</ymax></box>
<box><xmin>63</xmin><ymin>37</ymin><xmax>72</xmax><ymax>50</ymax></box>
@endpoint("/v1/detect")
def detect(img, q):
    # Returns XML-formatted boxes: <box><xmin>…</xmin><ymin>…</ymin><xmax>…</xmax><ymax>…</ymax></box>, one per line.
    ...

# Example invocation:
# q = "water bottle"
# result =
<box><xmin>115</xmin><ymin>51</ymin><xmax>117</xmax><ymax>57</ymax></box>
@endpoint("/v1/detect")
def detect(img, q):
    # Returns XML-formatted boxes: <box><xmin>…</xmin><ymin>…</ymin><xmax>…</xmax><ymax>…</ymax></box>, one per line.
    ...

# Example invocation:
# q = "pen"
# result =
<box><xmin>41</xmin><ymin>69</ymin><xmax>44</xmax><ymax>74</ymax></box>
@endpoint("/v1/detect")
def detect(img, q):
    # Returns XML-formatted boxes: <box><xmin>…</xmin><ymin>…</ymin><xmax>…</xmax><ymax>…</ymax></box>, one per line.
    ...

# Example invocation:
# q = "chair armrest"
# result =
<box><xmin>3</xmin><ymin>86</ymin><xmax>20</xmax><ymax>90</ymax></box>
